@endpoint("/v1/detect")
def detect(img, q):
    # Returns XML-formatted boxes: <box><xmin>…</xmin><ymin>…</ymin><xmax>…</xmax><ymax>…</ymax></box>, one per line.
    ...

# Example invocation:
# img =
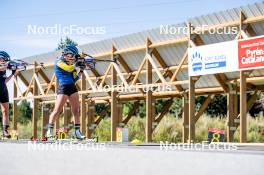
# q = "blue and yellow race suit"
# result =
<box><xmin>55</xmin><ymin>57</ymin><xmax>80</xmax><ymax>96</ymax></box>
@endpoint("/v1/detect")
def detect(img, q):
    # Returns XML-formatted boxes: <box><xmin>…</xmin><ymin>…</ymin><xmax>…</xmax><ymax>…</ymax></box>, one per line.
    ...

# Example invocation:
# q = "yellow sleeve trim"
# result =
<box><xmin>57</xmin><ymin>60</ymin><xmax>75</xmax><ymax>72</ymax></box>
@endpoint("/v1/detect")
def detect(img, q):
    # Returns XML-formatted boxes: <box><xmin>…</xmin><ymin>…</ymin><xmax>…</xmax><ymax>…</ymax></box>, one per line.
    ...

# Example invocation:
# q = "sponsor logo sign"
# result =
<box><xmin>238</xmin><ymin>36</ymin><xmax>264</xmax><ymax>70</ymax></box>
<box><xmin>188</xmin><ymin>35</ymin><xmax>264</xmax><ymax>76</ymax></box>
<box><xmin>188</xmin><ymin>41</ymin><xmax>238</xmax><ymax>76</ymax></box>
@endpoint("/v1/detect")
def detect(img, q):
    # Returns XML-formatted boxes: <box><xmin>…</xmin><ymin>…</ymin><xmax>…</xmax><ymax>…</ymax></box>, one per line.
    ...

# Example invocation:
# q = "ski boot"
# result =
<box><xmin>2</xmin><ymin>125</ymin><xmax>11</xmax><ymax>139</ymax></box>
<box><xmin>74</xmin><ymin>124</ymin><xmax>85</xmax><ymax>140</ymax></box>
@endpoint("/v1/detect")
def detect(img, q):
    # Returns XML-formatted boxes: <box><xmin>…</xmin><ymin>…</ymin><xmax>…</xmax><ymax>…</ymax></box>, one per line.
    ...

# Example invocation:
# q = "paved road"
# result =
<box><xmin>0</xmin><ymin>141</ymin><xmax>263</xmax><ymax>175</ymax></box>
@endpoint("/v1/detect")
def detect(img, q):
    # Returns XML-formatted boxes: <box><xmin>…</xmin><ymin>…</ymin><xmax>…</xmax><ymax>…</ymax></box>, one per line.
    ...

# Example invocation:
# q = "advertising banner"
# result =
<box><xmin>238</xmin><ymin>36</ymin><xmax>264</xmax><ymax>70</ymax></box>
<box><xmin>188</xmin><ymin>35</ymin><xmax>264</xmax><ymax>76</ymax></box>
<box><xmin>188</xmin><ymin>41</ymin><xmax>238</xmax><ymax>76</ymax></box>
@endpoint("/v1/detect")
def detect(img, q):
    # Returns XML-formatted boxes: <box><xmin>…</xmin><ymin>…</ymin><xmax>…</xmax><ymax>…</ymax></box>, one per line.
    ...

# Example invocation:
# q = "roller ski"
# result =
<box><xmin>73</xmin><ymin>124</ymin><xmax>86</xmax><ymax>140</ymax></box>
<box><xmin>45</xmin><ymin>124</ymin><xmax>85</xmax><ymax>143</ymax></box>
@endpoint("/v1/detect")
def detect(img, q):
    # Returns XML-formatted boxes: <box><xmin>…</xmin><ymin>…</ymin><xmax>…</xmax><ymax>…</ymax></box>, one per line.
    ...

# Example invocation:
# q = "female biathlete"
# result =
<box><xmin>0</xmin><ymin>51</ymin><xmax>19</xmax><ymax>138</ymax></box>
<box><xmin>46</xmin><ymin>45</ymin><xmax>85</xmax><ymax>140</ymax></box>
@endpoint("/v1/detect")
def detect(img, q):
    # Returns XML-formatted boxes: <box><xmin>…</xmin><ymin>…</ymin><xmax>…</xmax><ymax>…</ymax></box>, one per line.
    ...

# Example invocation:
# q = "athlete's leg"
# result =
<box><xmin>46</xmin><ymin>94</ymin><xmax>68</xmax><ymax>137</ymax></box>
<box><xmin>1</xmin><ymin>102</ymin><xmax>10</xmax><ymax>138</ymax></box>
<box><xmin>69</xmin><ymin>92</ymin><xmax>85</xmax><ymax>139</ymax></box>
<box><xmin>49</xmin><ymin>94</ymin><xmax>68</xmax><ymax>123</ymax></box>
<box><xmin>68</xmin><ymin>92</ymin><xmax>80</xmax><ymax>124</ymax></box>
<box><xmin>1</xmin><ymin>102</ymin><xmax>9</xmax><ymax>125</ymax></box>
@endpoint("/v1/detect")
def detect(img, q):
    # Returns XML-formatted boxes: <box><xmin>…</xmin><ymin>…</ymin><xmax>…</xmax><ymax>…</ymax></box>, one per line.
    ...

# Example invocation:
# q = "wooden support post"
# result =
<box><xmin>182</xmin><ymin>94</ymin><xmax>189</xmax><ymax>143</ymax></box>
<box><xmin>32</xmin><ymin>62</ymin><xmax>38</xmax><ymax>138</ymax></box>
<box><xmin>80</xmin><ymin>72</ymin><xmax>86</xmax><ymax>134</ymax></box>
<box><xmin>234</xmin><ymin>82</ymin><xmax>238</xmax><ymax>119</ymax></box>
<box><xmin>63</xmin><ymin>103</ymin><xmax>70</xmax><ymax>128</ymax></box>
<box><xmin>188</xmin><ymin>76</ymin><xmax>195</xmax><ymax>143</ymax></box>
<box><xmin>86</xmin><ymin>100</ymin><xmax>95</xmax><ymax>138</ymax></box>
<box><xmin>240</xmin><ymin>71</ymin><xmax>247</xmax><ymax>143</ymax></box>
<box><xmin>55</xmin><ymin>115</ymin><xmax>60</xmax><ymax>130</ymax></box>
<box><xmin>117</xmin><ymin>102</ymin><xmax>123</xmax><ymax>127</ymax></box>
<box><xmin>111</xmin><ymin>47</ymin><xmax>118</xmax><ymax>141</ymax></box>
<box><xmin>227</xmin><ymin>86</ymin><xmax>235</xmax><ymax>142</ymax></box>
<box><xmin>146</xmin><ymin>39</ymin><xmax>154</xmax><ymax>142</ymax></box>
<box><xmin>13</xmin><ymin>76</ymin><xmax>18</xmax><ymax>130</ymax></box>
<box><xmin>54</xmin><ymin>78</ymin><xmax>60</xmax><ymax>130</ymax></box>
<box><xmin>111</xmin><ymin>82</ymin><xmax>118</xmax><ymax>141</ymax></box>
<box><xmin>41</xmin><ymin>105</ymin><xmax>49</xmax><ymax>138</ymax></box>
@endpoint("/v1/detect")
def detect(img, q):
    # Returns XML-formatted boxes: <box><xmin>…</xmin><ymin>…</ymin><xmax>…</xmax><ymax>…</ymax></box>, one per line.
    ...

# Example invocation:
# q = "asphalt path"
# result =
<box><xmin>0</xmin><ymin>141</ymin><xmax>263</xmax><ymax>175</ymax></box>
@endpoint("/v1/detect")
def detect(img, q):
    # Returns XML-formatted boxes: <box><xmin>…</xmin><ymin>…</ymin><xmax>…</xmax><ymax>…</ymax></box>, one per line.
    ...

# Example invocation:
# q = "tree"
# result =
<box><xmin>56</xmin><ymin>36</ymin><xmax>78</xmax><ymax>51</ymax></box>
<box><xmin>17</xmin><ymin>100</ymin><xmax>32</xmax><ymax>124</ymax></box>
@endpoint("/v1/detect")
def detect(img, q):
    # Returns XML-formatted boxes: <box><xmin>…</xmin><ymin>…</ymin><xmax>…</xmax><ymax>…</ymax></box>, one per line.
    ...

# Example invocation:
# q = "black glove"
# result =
<box><xmin>75</xmin><ymin>60</ymin><xmax>86</xmax><ymax>70</ymax></box>
<box><xmin>12</xmin><ymin>69</ymin><xmax>16</xmax><ymax>75</ymax></box>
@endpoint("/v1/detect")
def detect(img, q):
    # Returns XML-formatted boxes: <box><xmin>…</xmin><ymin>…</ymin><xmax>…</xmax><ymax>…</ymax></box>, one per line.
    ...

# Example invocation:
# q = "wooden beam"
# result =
<box><xmin>63</xmin><ymin>103</ymin><xmax>71</xmax><ymax>129</ymax></box>
<box><xmin>80</xmin><ymin>72</ymin><xmax>87</xmax><ymax>134</ymax></box>
<box><xmin>227</xmin><ymin>88</ymin><xmax>235</xmax><ymax>142</ymax></box>
<box><xmin>240</xmin><ymin>11</ymin><xmax>257</xmax><ymax>37</ymax></box>
<box><xmin>13</xmin><ymin>76</ymin><xmax>23</xmax><ymax>96</ymax></box>
<box><xmin>194</xmin><ymin>95</ymin><xmax>214</xmax><ymax>123</ymax></box>
<box><xmin>45</xmin><ymin>74</ymin><xmax>55</xmax><ymax>95</ymax></box>
<box><xmin>188</xmin><ymin>76</ymin><xmax>195</xmax><ymax>143</ymax></box>
<box><xmin>54</xmin><ymin>77</ymin><xmax>60</xmax><ymax>130</ymax></box>
<box><xmin>171</xmin><ymin>51</ymin><xmax>187</xmax><ymax>82</ymax></box>
<box><xmin>146</xmin><ymin>39</ymin><xmax>154</xmax><ymax>142</ymax></box>
<box><xmin>95</xmin><ymin>104</ymin><xmax>110</xmax><ymax>125</ymax></box>
<box><xmin>131</xmin><ymin>58</ymin><xmax>146</xmax><ymax>85</ymax></box>
<box><xmin>112</xmin><ymin>62</ymin><xmax>129</xmax><ymax>87</ymax></box>
<box><xmin>83</xmin><ymin>71</ymin><xmax>97</xmax><ymax>92</ymax></box>
<box><xmin>117</xmin><ymin>102</ymin><xmax>123</xmax><ymax>127</ymax></box>
<box><xmin>214</xmin><ymin>74</ymin><xmax>228</xmax><ymax>93</ymax></box>
<box><xmin>240</xmin><ymin>71</ymin><xmax>247</xmax><ymax>143</ymax></box>
<box><xmin>155</xmin><ymin>98</ymin><xmax>173</xmax><ymax>124</ymax></box>
<box><xmin>247</xmin><ymin>91</ymin><xmax>259</xmax><ymax>112</ymax></box>
<box><xmin>24</xmin><ymin>76</ymin><xmax>35</xmax><ymax>97</ymax></box>
<box><xmin>17</xmin><ymin>73</ymin><xmax>30</xmax><ymax>87</ymax></box>
<box><xmin>34</xmin><ymin>73</ymin><xmax>45</xmax><ymax>95</ymax></box>
<box><xmin>13</xmin><ymin>76</ymin><xmax>18</xmax><ymax>130</ymax></box>
<box><xmin>122</xmin><ymin>101</ymin><xmax>140</xmax><ymax>125</ymax></box>
<box><xmin>151</xmin><ymin>47</ymin><xmax>183</xmax><ymax>91</ymax></box>
<box><xmin>86</xmin><ymin>100</ymin><xmax>95</xmax><ymax>138</ymax></box>
<box><xmin>90</xmin><ymin>64</ymin><xmax>188</xmax><ymax>81</ymax></box>
<box><xmin>116</xmin><ymin>54</ymin><xmax>132</xmax><ymax>73</ymax></box>
<box><xmin>146</xmin><ymin>53</ymin><xmax>167</xmax><ymax>83</ymax></box>
<box><xmin>115</xmin><ymin>53</ymin><xmax>144</xmax><ymax>93</ymax></box>
<box><xmin>32</xmin><ymin>62</ymin><xmax>38</xmax><ymax>138</ymax></box>
<box><xmin>99</xmin><ymin>65</ymin><xmax>111</xmax><ymax>88</ymax></box>
<box><xmin>182</xmin><ymin>94</ymin><xmax>189</xmax><ymax>143</ymax></box>
<box><xmin>37</xmin><ymin>66</ymin><xmax>55</xmax><ymax>92</ymax></box>
<box><xmin>41</xmin><ymin>105</ymin><xmax>49</xmax><ymax>138</ymax></box>
<box><xmin>111</xmin><ymin>46</ymin><xmax>118</xmax><ymax>141</ymax></box>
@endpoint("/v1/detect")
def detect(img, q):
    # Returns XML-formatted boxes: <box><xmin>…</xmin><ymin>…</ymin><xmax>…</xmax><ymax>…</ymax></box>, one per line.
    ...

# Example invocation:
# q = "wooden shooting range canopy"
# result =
<box><xmin>13</xmin><ymin>2</ymin><xmax>264</xmax><ymax>142</ymax></box>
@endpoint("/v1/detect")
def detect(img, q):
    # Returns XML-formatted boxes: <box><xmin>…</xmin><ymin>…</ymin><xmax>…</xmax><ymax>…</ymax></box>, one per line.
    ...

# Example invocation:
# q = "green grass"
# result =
<box><xmin>13</xmin><ymin>115</ymin><xmax>264</xmax><ymax>143</ymax></box>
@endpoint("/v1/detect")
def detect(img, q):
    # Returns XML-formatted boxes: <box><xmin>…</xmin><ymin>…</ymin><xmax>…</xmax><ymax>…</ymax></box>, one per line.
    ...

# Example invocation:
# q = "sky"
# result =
<box><xmin>0</xmin><ymin>0</ymin><xmax>259</xmax><ymax>59</ymax></box>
